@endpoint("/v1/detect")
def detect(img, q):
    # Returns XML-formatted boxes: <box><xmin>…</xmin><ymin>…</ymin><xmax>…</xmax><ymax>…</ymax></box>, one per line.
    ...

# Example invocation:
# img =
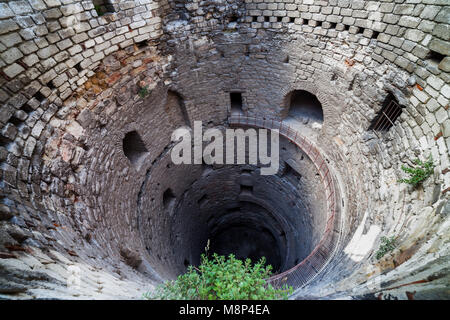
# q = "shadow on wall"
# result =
<box><xmin>166</xmin><ymin>90</ymin><xmax>191</xmax><ymax>127</ymax></box>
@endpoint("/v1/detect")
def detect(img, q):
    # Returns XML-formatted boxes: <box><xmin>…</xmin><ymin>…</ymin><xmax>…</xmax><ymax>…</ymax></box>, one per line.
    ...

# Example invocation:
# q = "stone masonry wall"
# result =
<box><xmin>0</xmin><ymin>0</ymin><xmax>449</xmax><ymax>299</ymax></box>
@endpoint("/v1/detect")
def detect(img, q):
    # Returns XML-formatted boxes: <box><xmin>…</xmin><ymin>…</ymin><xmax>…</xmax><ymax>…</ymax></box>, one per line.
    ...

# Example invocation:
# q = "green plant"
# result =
<box><xmin>375</xmin><ymin>236</ymin><xmax>396</xmax><ymax>260</ymax></box>
<box><xmin>399</xmin><ymin>156</ymin><xmax>434</xmax><ymax>187</ymax></box>
<box><xmin>138</xmin><ymin>85</ymin><xmax>149</xmax><ymax>98</ymax></box>
<box><xmin>143</xmin><ymin>253</ymin><xmax>293</xmax><ymax>300</ymax></box>
<box><xmin>94</xmin><ymin>5</ymin><xmax>104</xmax><ymax>17</ymax></box>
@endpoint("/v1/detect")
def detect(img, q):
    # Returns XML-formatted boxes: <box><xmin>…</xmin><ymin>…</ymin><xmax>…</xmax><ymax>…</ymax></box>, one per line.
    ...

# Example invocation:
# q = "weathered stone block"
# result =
<box><xmin>432</xmin><ymin>24</ymin><xmax>450</xmax><ymax>41</ymax></box>
<box><xmin>9</xmin><ymin>1</ymin><xmax>33</xmax><ymax>15</ymax></box>
<box><xmin>1</xmin><ymin>47</ymin><xmax>23</xmax><ymax>65</ymax></box>
<box><xmin>0</xmin><ymin>3</ymin><xmax>14</xmax><ymax>19</ymax></box>
<box><xmin>438</xmin><ymin>57</ymin><xmax>450</xmax><ymax>73</ymax></box>
<box><xmin>404</xmin><ymin>29</ymin><xmax>425</xmax><ymax>42</ymax></box>
<box><xmin>429</xmin><ymin>38</ymin><xmax>450</xmax><ymax>56</ymax></box>
<box><xmin>0</xmin><ymin>33</ymin><xmax>22</xmax><ymax>48</ymax></box>
<box><xmin>3</xmin><ymin>63</ymin><xmax>25</xmax><ymax>78</ymax></box>
<box><xmin>37</xmin><ymin>45</ymin><xmax>59</xmax><ymax>59</ymax></box>
<box><xmin>398</xmin><ymin>16</ymin><xmax>421</xmax><ymax>28</ymax></box>
<box><xmin>420</xmin><ymin>5</ymin><xmax>441</xmax><ymax>20</ymax></box>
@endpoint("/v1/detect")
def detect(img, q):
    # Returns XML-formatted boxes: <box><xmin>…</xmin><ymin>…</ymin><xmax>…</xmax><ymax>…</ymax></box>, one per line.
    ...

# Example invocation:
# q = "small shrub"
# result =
<box><xmin>94</xmin><ymin>5</ymin><xmax>104</xmax><ymax>17</ymax></box>
<box><xmin>375</xmin><ymin>236</ymin><xmax>396</xmax><ymax>260</ymax></box>
<box><xmin>143</xmin><ymin>253</ymin><xmax>293</xmax><ymax>300</ymax></box>
<box><xmin>138</xmin><ymin>85</ymin><xmax>149</xmax><ymax>98</ymax></box>
<box><xmin>399</xmin><ymin>156</ymin><xmax>434</xmax><ymax>187</ymax></box>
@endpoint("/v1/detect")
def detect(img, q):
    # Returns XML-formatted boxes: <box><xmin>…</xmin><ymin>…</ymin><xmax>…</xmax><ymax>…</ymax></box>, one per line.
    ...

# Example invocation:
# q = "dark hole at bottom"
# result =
<box><xmin>209</xmin><ymin>224</ymin><xmax>282</xmax><ymax>272</ymax></box>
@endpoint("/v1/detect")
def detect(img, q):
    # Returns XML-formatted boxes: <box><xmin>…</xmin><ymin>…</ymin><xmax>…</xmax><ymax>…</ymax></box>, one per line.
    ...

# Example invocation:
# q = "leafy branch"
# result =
<box><xmin>94</xmin><ymin>5</ymin><xmax>104</xmax><ymax>17</ymax></box>
<box><xmin>138</xmin><ymin>85</ymin><xmax>149</xmax><ymax>98</ymax></box>
<box><xmin>375</xmin><ymin>236</ymin><xmax>396</xmax><ymax>260</ymax></box>
<box><xmin>399</xmin><ymin>156</ymin><xmax>434</xmax><ymax>187</ymax></box>
<box><xmin>143</xmin><ymin>252</ymin><xmax>292</xmax><ymax>300</ymax></box>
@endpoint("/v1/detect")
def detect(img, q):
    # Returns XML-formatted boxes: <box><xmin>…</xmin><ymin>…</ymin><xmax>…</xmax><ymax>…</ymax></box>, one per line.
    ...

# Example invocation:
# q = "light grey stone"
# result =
<box><xmin>1</xmin><ymin>47</ymin><xmax>24</xmax><ymax>65</ymax></box>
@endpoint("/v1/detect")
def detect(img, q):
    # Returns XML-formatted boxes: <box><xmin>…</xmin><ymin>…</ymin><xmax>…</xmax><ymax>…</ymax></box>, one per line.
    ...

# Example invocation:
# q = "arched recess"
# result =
<box><xmin>284</xmin><ymin>90</ymin><xmax>324</xmax><ymax>123</ymax></box>
<box><xmin>122</xmin><ymin>130</ymin><xmax>148</xmax><ymax>168</ymax></box>
<box><xmin>165</xmin><ymin>90</ymin><xmax>191</xmax><ymax>127</ymax></box>
<box><xmin>230</xmin><ymin>91</ymin><xmax>244</xmax><ymax>115</ymax></box>
<box><xmin>279</xmin><ymin>81</ymin><xmax>333</xmax><ymax>129</ymax></box>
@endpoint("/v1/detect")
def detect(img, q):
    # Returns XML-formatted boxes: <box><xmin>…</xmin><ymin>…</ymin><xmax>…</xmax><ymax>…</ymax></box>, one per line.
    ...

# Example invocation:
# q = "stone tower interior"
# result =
<box><xmin>0</xmin><ymin>0</ymin><xmax>449</xmax><ymax>300</ymax></box>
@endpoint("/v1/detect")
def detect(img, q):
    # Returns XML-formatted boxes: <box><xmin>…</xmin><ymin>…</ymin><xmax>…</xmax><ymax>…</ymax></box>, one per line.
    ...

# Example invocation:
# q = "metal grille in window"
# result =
<box><xmin>369</xmin><ymin>94</ymin><xmax>403</xmax><ymax>132</ymax></box>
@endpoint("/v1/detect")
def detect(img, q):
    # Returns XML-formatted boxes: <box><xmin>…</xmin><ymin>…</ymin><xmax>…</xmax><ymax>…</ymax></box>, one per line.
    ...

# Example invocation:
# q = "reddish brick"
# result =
<box><xmin>107</xmin><ymin>72</ymin><xmax>121</xmax><ymax>85</ymax></box>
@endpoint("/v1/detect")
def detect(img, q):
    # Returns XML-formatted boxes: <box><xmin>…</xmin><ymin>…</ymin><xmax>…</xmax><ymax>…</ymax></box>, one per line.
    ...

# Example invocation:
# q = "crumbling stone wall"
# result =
<box><xmin>0</xmin><ymin>0</ymin><xmax>170</xmax><ymax>299</ymax></box>
<box><xmin>0</xmin><ymin>0</ymin><xmax>449</xmax><ymax>299</ymax></box>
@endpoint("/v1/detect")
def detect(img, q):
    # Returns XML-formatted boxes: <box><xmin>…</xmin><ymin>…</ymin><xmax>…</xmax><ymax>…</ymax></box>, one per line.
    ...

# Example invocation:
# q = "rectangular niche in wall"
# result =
<box><xmin>163</xmin><ymin>188</ymin><xmax>177</xmax><ymax>213</ymax></box>
<box><xmin>230</xmin><ymin>92</ymin><xmax>244</xmax><ymax>115</ymax></box>
<box><xmin>240</xmin><ymin>184</ymin><xmax>253</xmax><ymax>195</ymax></box>
<box><xmin>93</xmin><ymin>0</ymin><xmax>116</xmax><ymax>16</ymax></box>
<box><xmin>369</xmin><ymin>93</ymin><xmax>403</xmax><ymax>132</ymax></box>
